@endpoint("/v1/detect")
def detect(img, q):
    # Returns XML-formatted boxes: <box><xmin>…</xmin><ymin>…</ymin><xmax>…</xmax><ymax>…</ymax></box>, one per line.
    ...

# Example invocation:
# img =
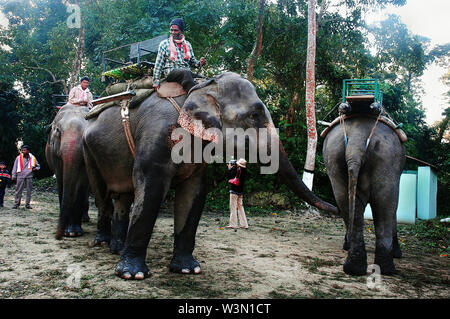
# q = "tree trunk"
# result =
<box><xmin>437</xmin><ymin>107</ymin><xmax>450</xmax><ymax>142</ymax></box>
<box><xmin>302</xmin><ymin>0</ymin><xmax>318</xmax><ymax>190</ymax></box>
<box><xmin>246</xmin><ymin>0</ymin><xmax>265</xmax><ymax>82</ymax></box>
<box><xmin>69</xmin><ymin>0</ymin><xmax>85</xmax><ymax>90</ymax></box>
<box><xmin>286</xmin><ymin>91</ymin><xmax>299</xmax><ymax>138</ymax></box>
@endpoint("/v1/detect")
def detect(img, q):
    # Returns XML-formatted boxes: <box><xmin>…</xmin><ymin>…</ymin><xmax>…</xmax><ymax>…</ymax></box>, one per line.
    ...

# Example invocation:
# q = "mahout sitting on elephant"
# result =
<box><xmin>83</xmin><ymin>69</ymin><xmax>337</xmax><ymax>280</ymax></box>
<box><xmin>322</xmin><ymin>114</ymin><xmax>405</xmax><ymax>276</ymax></box>
<box><xmin>45</xmin><ymin>104</ymin><xmax>91</xmax><ymax>238</ymax></box>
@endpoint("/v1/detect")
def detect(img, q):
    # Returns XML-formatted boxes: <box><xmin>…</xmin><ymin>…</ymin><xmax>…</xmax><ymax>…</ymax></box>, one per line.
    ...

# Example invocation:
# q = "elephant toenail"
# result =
<box><xmin>122</xmin><ymin>272</ymin><xmax>132</xmax><ymax>279</ymax></box>
<box><xmin>181</xmin><ymin>268</ymin><xmax>190</xmax><ymax>274</ymax></box>
<box><xmin>135</xmin><ymin>272</ymin><xmax>144</xmax><ymax>280</ymax></box>
<box><xmin>194</xmin><ymin>267</ymin><xmax>201</xmax><ymax>274</ymax></box>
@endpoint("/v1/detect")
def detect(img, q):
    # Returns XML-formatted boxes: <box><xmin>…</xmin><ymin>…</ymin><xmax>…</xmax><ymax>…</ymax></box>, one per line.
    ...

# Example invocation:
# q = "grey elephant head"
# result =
<box><xmin>177</xmin><ymin>72</ymin><xmax>338</xmax><ymax>213</ymax></box>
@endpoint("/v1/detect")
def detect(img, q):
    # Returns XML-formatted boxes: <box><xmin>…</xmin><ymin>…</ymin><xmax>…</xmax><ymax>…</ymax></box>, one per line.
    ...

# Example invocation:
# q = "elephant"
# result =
<box><xmin>322</xmin><ymin>116</ymin><xmax>405</xmax><ymax>276</ymax></box>
<box><xmin>45</xmin><ymin>104</ymin><xmax>91</xmax><ymax>239</ymax></box>
<box><xmin>83</xmin><ymin>70</ymin><xmax>337</xmax><ymax>280</ymax></box>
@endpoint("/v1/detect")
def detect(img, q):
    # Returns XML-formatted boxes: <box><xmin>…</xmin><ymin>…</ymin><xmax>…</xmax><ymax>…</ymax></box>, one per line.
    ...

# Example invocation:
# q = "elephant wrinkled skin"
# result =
<box><xmin>323</xmin><ymin>116</ymin><xmax>405</xmax><ymax>276</ymax></box>
<box><xmin>83</xmin><ymin>70</ymin><xmax>337</xmax><ymax>280</ymax></box>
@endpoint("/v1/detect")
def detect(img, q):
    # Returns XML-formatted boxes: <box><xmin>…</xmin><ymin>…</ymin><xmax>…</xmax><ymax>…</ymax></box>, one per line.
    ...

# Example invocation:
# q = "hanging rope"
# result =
<box><xmin>339</xmin><ymin>115</ymin><xmax>348</xmax><ymax>148</ymax></box>
<box><xmin>166</xmin><ymin>97</ymin><xmax>181</xmax><ymax>113</ymax></box>
<box><xmin>339</xmin><ymin>113</ymin><xmax>381</xmax><ymax>150</ymax></box>
<box><xmin>365</xmin><ymin>113</ymin><xmax>381</xmax><ymax>150</ymax></box>
<box><xmin>322</xmin><ymin>101</ymin><xmax>341</xmax><ymax>122</ymax></box>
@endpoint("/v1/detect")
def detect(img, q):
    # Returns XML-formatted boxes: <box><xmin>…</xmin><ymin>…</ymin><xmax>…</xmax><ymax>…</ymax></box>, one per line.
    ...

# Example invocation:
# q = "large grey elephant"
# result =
<box><xmin>83</xmin><ymin>70</ymin><xmax>337</xmax><ymax>280</ymax></box>
<box><xmin>322</xmin><ymin>116</ymin><xmax>405</xmax><ymax>275</ymax></box>
<box><xmin>45</xmin><ymin>104</ymin><xmax>91</xmax><ymax>238</ymax></box>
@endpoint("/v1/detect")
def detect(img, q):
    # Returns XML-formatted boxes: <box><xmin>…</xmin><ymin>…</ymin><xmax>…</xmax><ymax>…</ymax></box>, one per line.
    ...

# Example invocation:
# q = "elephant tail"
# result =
<box><xmin>347</xmin><ymin>162</ymin><xmax>361</xmax><ymax>238</ymax></box>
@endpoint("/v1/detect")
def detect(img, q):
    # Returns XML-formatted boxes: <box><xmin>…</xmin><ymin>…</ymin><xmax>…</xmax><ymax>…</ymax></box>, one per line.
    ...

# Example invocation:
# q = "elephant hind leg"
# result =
<box><xmin>343</xmin><ymin>197</ymin><xmax>368</xmax><ymax>276</ymax></box>
<box><xmin>392</xmin><ymin>219</ymin><xmax>402</xmax><ymax>259</ymax></box>
<box><xmin>84</xmin><ymin>146</ymin><xmax>113</xmax><ymax>246</ymax></box>
<box><xmin>325</xmin><ymin>168</ymin><xmax>351</xmax><ymax>251</ymax></box>
<box><xmin>371</xmin><ymin>201</ymin><xmax>397</xmax><ymax>275</ymax></box>
<box><xmin>110</xmin><ymin>193</ymin><xmax>133</xmax><ymax>255</ymax></box>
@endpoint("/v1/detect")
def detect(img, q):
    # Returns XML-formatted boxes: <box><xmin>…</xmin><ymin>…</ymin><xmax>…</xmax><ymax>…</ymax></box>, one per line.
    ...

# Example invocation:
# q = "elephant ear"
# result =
<box><xmin>178</xmin><ymin>79</ymin><xmax>222</xmax><ymax>144</ymax></box>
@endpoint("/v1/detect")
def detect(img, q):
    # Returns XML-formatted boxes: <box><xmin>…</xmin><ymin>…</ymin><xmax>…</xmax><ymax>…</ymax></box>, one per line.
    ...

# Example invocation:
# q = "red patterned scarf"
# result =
<box><xmin>17</xmin><ymin>153</ymin><xmax>36</xmax><ymax>173</ymax></box>
<box><xmin>169</xmin><ymin>34</ymin><xmax>191</xmax><ymax>61</ymax></box>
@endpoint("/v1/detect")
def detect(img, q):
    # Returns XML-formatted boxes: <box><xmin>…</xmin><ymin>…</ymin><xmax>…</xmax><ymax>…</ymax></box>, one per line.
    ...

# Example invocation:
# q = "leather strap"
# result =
<box><xmin>120</xmin><ymin>99</ymin><xmax>136</xmax><ymax>158</ymax></box>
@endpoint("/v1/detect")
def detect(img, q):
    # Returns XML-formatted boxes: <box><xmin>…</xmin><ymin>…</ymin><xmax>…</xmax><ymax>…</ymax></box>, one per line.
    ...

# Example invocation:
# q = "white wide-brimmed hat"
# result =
<box><xmin>237</xmin><ymin>158</ymin><xmax>247</xmax><ymax>168</ymax></box>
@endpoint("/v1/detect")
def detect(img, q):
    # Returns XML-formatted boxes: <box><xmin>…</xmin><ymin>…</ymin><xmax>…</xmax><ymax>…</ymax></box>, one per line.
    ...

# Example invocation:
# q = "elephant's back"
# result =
<box><xmin>323</xmin><ymin>123</ymin><xmax>346</xmax><ymax>163</ymax></box>
<box><xmin>323</xmin><ymin>117</ymin><xmax>405</xmax><ymax>173</ymax></box>
<box><xmin>135</xmin><ymin>93</ymin><xmax>183</xmax><ymax>125</ymax></box>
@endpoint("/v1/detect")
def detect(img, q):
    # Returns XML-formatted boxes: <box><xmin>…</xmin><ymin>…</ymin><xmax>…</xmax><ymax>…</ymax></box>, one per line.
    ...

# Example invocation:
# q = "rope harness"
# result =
<box><xmin>119</xmin><ymin>91</ymin><xmax>182</xmax><ymax>158</ymax></box>
<box><xmin>166</xmin><ymin>97</ymin><xmax>181</xmax><ymax>113</ymax></box>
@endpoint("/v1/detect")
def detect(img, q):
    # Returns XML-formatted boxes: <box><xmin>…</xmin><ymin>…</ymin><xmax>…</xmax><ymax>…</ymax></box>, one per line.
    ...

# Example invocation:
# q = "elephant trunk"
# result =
<box><xmin>55</xmin><ymin>169</ymin><xmax>74</xmax><ymax>240</ymax></box>
<box><xmin>54</xmin><ymin>129</ymin><xmax>86</xmax><ymax>240</ymax></box>
<box><xmin>278</xmin><ymin>145</ymin><xmax>338</xmax><ymax>214</ymax></box>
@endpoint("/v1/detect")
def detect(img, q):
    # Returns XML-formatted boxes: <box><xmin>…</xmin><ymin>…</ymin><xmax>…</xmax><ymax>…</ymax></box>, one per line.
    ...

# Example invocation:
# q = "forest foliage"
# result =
<box><xmin>0</xmin><ymin>0</ymin><xmax>448</xmax><ymax>214</ymax></box>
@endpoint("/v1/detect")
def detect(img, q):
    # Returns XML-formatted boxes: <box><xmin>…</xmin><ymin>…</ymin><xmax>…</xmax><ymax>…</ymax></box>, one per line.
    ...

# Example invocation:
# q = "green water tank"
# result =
<box><xmin>417</xmin><ymin>166</ymin><xmax>437</xmax><ymax>220</ymax></box>
<box><xmin>364</xmin><ymin>167</ymin><xmax>438</xmax><ymax>224</ymax></box>
<box><xmin>364</xmin><ymin>171</ymin><xmax>417</xmax><ymax>224</ymax></box>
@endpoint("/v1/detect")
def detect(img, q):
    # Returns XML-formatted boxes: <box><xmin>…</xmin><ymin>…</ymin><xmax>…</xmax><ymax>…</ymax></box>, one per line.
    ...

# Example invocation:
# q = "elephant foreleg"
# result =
<box><xmin>63</xmin><ymin>181</ymin><xmax>89</xmax><ymax>237</ymax></box>
<box><xmin>115</xmin><ymin>168</ymin><xmax>171</xmax><ymax>280</ymax></box>
<box><xmin>170</xmin><ymin>172</ymin><xmax>207</xmax><ymax>274</ymax></box>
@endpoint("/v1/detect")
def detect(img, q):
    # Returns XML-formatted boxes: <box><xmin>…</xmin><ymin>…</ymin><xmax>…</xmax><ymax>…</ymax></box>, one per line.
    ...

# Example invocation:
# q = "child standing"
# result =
<box><xmin>0</xmin><ymin>161</ymin><xmax>11</xmax><ymax>208</ymax></box>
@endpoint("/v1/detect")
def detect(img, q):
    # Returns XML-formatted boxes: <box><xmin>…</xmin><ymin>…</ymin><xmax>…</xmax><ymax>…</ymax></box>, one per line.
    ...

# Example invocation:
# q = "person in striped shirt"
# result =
<box><xmin>152</xmin><ymin>18</ymin><xmax>206</xmax><ymax>90</ymax></box>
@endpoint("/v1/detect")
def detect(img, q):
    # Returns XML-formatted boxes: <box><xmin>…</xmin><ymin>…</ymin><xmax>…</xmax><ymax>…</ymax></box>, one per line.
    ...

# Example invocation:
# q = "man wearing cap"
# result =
<box><xmin>68</xmin><ymin>76</ymin><xmax>93</xmax><ymax>108</ymax></box>
<box><xmin>11</xmin><ymin>145</ymin><xmax>40</xmax><ymax>209</ymax></box>
<box><xmin>226</xmin><ymin>158</ymin><xmax>249</xmax><ymax>229</ymax></box>
<box><xmin>152</xmin><ymin>18</ymin><xmax>206</xmax><ymax>90</ymax></box>
<box><xmin>0</xmin><ymin>161</ymin><xmax>11</xmax><ymax>208</ymax></box>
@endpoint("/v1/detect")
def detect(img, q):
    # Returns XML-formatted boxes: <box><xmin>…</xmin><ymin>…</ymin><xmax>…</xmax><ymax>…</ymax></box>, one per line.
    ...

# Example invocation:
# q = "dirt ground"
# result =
<box><xmin>0</xmin><ymin>189</ymin><xmax>448</xmax><ymax>299</ymax></box>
